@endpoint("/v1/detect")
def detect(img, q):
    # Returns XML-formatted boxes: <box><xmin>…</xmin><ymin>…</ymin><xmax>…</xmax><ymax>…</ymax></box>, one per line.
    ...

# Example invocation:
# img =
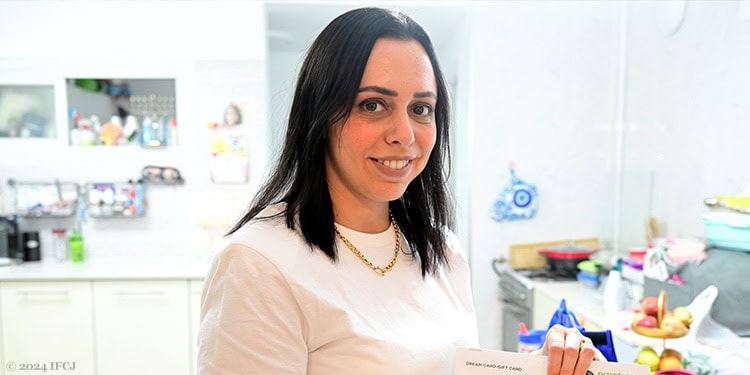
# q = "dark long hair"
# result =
<box><xmin>228</xmin><ymin>7</ymin><xmax>453</xmax><ymax>277</ymax></box>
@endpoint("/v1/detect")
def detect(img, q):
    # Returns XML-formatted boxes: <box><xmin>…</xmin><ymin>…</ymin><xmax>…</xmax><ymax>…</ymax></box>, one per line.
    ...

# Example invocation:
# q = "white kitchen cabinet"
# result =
<box><xmin>0</xmin><ymin>281</ymin><xmax>95</xmax><ymax>375</ymax></box>
<box><xmin>188</xmin><ymin>279</ymin><xmax>203</xmax><ymax>375</ymax></box>
<box><xmin>93</xmin><ymin>280</ymin><xmax>190</xmax><ymax>375</ymax></box>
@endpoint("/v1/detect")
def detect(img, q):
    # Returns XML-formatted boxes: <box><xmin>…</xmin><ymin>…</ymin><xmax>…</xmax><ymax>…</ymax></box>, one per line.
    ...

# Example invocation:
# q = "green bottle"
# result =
<box><xmin>70</xmin><ymin>231</ymin><xmax>84</xmax><ymax>263</ymax></box>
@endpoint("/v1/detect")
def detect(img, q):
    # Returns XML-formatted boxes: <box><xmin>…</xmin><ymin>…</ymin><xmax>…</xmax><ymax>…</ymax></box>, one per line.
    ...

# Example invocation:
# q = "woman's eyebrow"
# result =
<box><xmin>413</xmin><ymin>91</ymin><xmax>437</xmax><ymax>99</ymax></box>
<box><xmin>358</xmin><ymin>86</ymin><xmax>437</xmax><ymax>100</ymax></box>
<box><xmin>358</xmin><ymin>85</ymin><xmax>397</xmax><ymax>96</ymax></box>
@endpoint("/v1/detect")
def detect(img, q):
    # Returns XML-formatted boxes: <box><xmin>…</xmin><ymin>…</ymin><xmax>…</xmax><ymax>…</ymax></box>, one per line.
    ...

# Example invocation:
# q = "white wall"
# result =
<box><xmin>438</xmin><ymin>8</ymin><xmax>474</xmax><ymax>257</ymax></box>
<box><xmin>619</xmin><ymin>1</ymin><xmax>750</xmax><ymax>247</ymax></box>
<box><xmin>467</xmin><ymin>1</ymin><xmax>621</xmax><ymax>349</ymax></box>
<box><xmin>268</xmin><ymin>51</ymin><xmax>305</xmax><ymax>165</ymax></box>
<box><xmin>0</xmin><ymin>1</ymin><xmax>267</xmax><ymax>260</ymax></box>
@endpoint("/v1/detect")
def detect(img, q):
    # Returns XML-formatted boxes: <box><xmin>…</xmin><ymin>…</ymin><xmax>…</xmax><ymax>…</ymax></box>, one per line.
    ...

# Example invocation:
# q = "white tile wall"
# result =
<box><xmin>621</xmin><ymin>1</ymin><xmax>750</xmax><ymax>246</ymax></box>
<box><xmin>0</xmin><ymin>1</ymin><xmax>268</xmax><ymax>261</ymax></box>
<box><xmin>467</xmin><ymin>1</ymin><xmax>621</xmax><ymax>349</ymax></box>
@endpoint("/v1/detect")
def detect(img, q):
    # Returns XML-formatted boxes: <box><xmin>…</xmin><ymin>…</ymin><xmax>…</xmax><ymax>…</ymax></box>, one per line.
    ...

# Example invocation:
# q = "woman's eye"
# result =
<box><xmin>359</xmin><ymin>100</ymin><xmax>385</xmax><ymax>112</ymax></box>
<box><xmin>412</xmin><ymin>104</ymin><xmax>433</xmax><ymax>117</ymax></box>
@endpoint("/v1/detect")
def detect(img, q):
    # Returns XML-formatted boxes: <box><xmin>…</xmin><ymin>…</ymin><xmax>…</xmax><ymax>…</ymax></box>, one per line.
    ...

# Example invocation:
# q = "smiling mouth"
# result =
<box><xmin>375</xmin><ymin>159</ymin><xmax>411</xmax><ymax>170</ymax></box>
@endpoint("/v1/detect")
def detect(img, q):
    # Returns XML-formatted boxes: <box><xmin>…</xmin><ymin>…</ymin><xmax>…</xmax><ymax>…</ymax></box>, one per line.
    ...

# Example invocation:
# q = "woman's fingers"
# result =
<box><xmin>573</xmin><ymin>336</ymin><xmax>596</xmax><ymax>375</ymax></box>
<box><xmin>558</xmin><ymin>329</ymin><xmax>584</xmax><ymax>375</ymax></box>
<box><xmin>544</xmin><ymin>325</ymin><xmax>605</xmax><ymax>375</ymax></box>
<box><xmin>545</xmin><ymin>327</ymin><xmax>566</xmax><ymax>375</ymax></box>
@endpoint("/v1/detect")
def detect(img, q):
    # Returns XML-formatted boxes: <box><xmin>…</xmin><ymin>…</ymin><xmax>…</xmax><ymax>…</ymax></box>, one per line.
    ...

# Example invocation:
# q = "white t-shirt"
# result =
<box><xmin>198</xmin><ymin>204</ymin><xmax>479</xmax><ymax>374</ymax></box>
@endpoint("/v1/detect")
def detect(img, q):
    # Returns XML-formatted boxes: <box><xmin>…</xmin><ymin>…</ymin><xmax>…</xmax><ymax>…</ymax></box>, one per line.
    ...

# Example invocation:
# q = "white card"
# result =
<box><xmin>455</xmin><ymin>347</ymin><xmax>649</xmax><ymax>375</ymax></box>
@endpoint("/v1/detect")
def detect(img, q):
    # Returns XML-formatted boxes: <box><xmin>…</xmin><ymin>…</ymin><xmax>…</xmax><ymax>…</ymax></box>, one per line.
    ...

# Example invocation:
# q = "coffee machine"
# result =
<box><xmin>0</xmin><ymin>215</ymin><xmax>23</xmax><ymax>260</ymax></box>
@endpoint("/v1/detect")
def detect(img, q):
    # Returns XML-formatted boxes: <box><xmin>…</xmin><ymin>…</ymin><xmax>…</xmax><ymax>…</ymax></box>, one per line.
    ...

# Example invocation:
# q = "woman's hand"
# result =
<box><xmin>535</xmin><ymin>324</ymin><xmax>607</xmax><ymax>375</ymax></box>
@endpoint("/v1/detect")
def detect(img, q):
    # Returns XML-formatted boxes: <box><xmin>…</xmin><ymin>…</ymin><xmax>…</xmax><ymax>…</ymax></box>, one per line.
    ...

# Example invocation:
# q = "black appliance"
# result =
<box><xmin>23</xmin><ymin>231</ymin><xmax>41</xmax><ymax>261</ymax></box>
<box><xmin>0</xmin><ymin>215</ymin><xmax>24</xmax><ymax>260</ymax></box>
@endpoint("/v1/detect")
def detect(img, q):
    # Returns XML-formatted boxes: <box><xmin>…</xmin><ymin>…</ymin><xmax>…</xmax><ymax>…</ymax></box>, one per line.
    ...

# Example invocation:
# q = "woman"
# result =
<box><xmin>198</xmin><ymin>7</ymin><xmax>601</xmax><ymax>375</ymax></box>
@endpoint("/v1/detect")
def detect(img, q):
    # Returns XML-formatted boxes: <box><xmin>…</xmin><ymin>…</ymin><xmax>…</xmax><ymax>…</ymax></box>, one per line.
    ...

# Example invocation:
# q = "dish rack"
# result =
<box><xmin>7</xmin><ymin>179</ymin><xmax>79</xmax><ymax>218</ymax></box>
<box><xmin>84</xmin><ymin>181</ymin><xmax>145</xmax><ymax>218</ymax></box>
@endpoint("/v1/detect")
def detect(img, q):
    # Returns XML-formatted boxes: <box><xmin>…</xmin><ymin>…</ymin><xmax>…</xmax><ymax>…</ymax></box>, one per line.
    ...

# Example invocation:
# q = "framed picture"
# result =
<box><xmin>0</xmin><ymin>85</ymin><xmax>56</xmax><ymax>138</ymax></box>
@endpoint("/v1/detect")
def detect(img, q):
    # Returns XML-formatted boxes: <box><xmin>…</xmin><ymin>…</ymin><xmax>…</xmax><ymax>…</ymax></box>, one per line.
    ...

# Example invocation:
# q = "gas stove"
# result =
<box><xmin>513</xmin><ymin>268</ymin><xmax>578</xmax><ymax>281</ymax></box>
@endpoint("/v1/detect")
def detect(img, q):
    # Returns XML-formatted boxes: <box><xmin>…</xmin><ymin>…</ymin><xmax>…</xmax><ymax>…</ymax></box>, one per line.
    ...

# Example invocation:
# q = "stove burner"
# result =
<box><xmin>515</xmin><ymin>268</ymin><xmax>577</xmax><ymax>281</ymax></box>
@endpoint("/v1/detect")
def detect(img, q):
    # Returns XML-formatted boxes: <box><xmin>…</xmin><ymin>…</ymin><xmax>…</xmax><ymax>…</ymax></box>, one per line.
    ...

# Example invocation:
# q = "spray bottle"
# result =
<box><xmin>70</xmin><ymin>189</ymin><xmax>86</xmax><ymax>263</ymax></box>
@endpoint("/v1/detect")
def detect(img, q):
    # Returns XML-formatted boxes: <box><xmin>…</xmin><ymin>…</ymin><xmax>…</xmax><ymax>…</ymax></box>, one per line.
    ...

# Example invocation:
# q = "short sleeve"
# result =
<box><xmin>197</xmin><ymin>243</ymin><xmax>308</xmax><ymax>374</ymax></box>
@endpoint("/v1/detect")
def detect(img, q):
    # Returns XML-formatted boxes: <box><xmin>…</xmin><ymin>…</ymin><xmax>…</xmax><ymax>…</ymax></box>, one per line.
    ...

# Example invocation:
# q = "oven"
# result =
<box><xmin>495</xmin><ymin>264</ymin><xmax>535</xmax><ymax>352</ymax></box>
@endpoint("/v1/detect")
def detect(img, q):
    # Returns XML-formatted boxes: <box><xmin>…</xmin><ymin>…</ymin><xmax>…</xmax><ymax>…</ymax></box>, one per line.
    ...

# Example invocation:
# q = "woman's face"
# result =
<box><xmin>326</xmin><ymin>38</ymin><xmax>438</xmax><ymax>211</ymax></box>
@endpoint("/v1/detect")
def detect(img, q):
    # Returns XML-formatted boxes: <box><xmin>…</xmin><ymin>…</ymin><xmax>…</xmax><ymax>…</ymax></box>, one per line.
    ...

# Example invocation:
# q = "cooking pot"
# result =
<box><xmin>538</xmin><ymin>245</ymin><xmax>598</xmax><ymax>277</ymax></box>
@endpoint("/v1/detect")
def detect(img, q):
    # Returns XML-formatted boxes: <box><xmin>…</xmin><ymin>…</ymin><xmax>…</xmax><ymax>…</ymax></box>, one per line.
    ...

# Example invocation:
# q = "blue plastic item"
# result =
<box><xmin>582</xmin><ymin>330</ymin><xmax>617</xmax><ymax>363</ymax></box>
<box><xmin>546</xmin><ymin>299</ymin><xmax>618</xmax><ymax>362</ymax></box>
<box><xmin>576</xmin><ymin>271</ymin><xmax>600</xmax><ymax>289</ymax></box>
<box><xmin>703</xmin><ymin>212</ymin><xmax>750</xmax><ymax>252</ymax></box>
<box><xmin>518</xmin><ymin>329</ymin><xmax>546</xmax><ymax>353</ymax></box>
<box><xmin>546</xmin><ymin>299</ymin><xmax>584</xmax><ymax>331</ymax></box>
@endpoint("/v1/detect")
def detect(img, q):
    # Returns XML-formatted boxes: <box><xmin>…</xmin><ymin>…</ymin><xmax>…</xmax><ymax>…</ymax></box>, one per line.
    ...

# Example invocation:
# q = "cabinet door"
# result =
<box><xmin>0</xmin><ymin>281</ymin><xmax>95</xmax><ymax>375</ymax></box>
<box><xmin>188</xmin><ymin>279</ymin><xmax>203</xmax><ymax>375</ymax></box>
<box><xmin>93</xmin><ymin>281</ymin><xmax>189</xmax><ymax>375</ymax></box>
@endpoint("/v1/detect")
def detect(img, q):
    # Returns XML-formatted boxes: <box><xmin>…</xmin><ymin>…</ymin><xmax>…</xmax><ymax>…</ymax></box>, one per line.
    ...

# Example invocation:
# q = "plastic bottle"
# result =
<box><xmin>134</xmin><ymin>184</ymin><xmax>144</xmax><ymax>216</ymax></box>
<box><xmin>603</xmin><ymin>258</ymin><xmax>628</xmax><ymax>316</ymax></box>
<box><xmin>517</xmin><ymin>323</ymin><xmax>546</xmax><ymax>353</ymax></box>
<box><xmin>141</xmin><ymin>115</ymin><xmax>153</xmax><ymax>145</ymax></box>
<box><xmin>69</xmin><ymin>230</ymin><xmax>84</xmax><ymax>263</ymax></box>
<box><xmin>52</xmin><ymin>229</ymin><xmax>68</xmax><ymax>262</ymax></box>
<box><xmin>169</xmin><ymin>117</ymin><xmax>178</xmax><ymax>146</ymax></box>
<box><xmin>123</xmin><ymin>115</ymin><xmax>139</xmax><ymax>144</ymax></box>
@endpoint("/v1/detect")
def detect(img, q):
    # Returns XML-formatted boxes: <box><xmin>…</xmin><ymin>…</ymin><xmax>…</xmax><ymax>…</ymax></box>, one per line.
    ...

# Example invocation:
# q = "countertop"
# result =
<box><xmin>529</xmin><ymin>273</ymin><xmax>750</xmax><ymax>371</ymax></box>
<box><xmin>0</xmin><ymin>256</ymin><xmax>211</xmax><ymax>281</ymax></box>
<box><xmin>532</xmin><ymin>278</ymin><xmax>668</xmax><ymax>348</ymax></box>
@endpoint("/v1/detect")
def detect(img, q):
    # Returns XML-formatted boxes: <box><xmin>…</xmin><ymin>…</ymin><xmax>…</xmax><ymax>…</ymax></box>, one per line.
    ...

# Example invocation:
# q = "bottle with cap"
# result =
<box><xmin>603</xmin><ymin>258</ymin><xmax>628</xmax><ymax>316</ymax></box>
<box><xmin>52</xmin><ymin>229</ymin><xmax>68</xmax><ymax>262</ymax></box>
<box><xmin>69</xmin><ymin>230</ymin><xmax>84</xmax><ymax>263</ymax></box>
<box><xmin>517</xmin><ymin>322</ymin><xmax>546</xmax><ymax>353</ymax></box>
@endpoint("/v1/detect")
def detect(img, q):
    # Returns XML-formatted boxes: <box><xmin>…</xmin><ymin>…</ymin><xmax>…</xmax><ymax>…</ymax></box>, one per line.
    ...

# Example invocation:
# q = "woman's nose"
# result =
<box><xmin>386</xmin><ymin>111</ymin><xmax>415</xmax><ymax>146</ymax></box>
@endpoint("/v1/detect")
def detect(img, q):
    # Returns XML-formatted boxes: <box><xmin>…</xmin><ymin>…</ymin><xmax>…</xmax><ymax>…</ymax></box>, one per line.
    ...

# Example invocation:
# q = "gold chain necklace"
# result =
<box><xmin>334</xmin><ymin>216</ymin><xmax>401</xmax><ymax>276</ymax></box>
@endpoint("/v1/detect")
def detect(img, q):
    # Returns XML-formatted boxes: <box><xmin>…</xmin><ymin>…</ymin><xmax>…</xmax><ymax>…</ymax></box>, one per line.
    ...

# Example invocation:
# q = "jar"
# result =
<box><xmin>518</xmin><ymin>329</ymin><xmax>546</xmax><ymax>353</ymax></box>
<box><xmin>52</xmin><ymin>229</ymin><xmax>68</xmax><ymax>262</ymax></box>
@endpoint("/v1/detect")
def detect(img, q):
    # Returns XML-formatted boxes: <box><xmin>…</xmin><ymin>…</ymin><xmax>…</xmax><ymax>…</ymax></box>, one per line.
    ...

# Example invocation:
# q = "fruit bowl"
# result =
<box><xmin>631</xmin><ymin>291</ymin><xmax>690</xmax><ymax>339</ymax></box>
<box><xmin>631</xmin><ymin>323</ymin><xmax>689</xmax><ymax>339</ymax></box>
<box><xmin>655</xmin><ymin>370</ymin><xmax>694</xmax><ymax>375</ymax></box>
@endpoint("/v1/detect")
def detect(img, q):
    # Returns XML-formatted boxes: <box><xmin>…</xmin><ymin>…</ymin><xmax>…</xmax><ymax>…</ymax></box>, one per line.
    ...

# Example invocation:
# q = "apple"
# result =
<box><xmin>635</xmin><ymin>346</ymin><xmax>660</xmax><ymax>371</ymax></box>
<box><xmin>641</xmin><ymin>296</ymin><xmax>659</xmax><ymax>316</ymax></box>
<box><xmin>636</xmin><ymin>315</ymin><xmax>658</xmax><ymax>328</ymax></box>
<box><xmin>672</xmin><ymin>306</ymin><xmax>693</xmax><ymax>327</ymax></box>
<box><xmin>631</xmin><ymin>312</ymin><xmax>646</xmax><ymax>325</ymax></box>
<box><xmin>660</xmin><ymin>315</ymin><xmax>687</xmax><ymax>333</ymax></box>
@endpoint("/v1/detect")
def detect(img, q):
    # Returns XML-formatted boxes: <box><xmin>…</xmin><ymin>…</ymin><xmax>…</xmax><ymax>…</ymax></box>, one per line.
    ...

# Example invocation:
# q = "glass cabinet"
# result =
<box><xmin>65</xmin><ymin>78</ymin><xmax>177</xmax><ymax>148</ymax></box>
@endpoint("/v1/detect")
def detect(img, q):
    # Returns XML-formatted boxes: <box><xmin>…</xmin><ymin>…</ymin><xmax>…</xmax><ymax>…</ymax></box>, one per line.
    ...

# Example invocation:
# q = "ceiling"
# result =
<box><xmin>266</xmin><ymin>1</ymin><xmax>471</xmax><ymax>53</ymax></box>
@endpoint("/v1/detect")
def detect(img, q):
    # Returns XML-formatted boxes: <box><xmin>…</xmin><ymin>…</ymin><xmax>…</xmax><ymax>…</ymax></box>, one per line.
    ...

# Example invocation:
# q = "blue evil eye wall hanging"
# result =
<box><xmin>491</xmin><ymin>167</ymin><xmax>538</xmax><ymax>222</ymax></box>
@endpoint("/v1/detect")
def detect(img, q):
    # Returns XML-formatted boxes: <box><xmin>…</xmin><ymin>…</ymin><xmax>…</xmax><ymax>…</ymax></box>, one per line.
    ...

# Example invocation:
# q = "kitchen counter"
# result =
<box><xmin>533</xmin><ymin>278</ymin><xmax>667</xmax><ymax>348</ymax></box>
<box><xmin>530</xmin><ymin>274</ymin><xmax>750</xmax><ymax>370</ymax></box>
<box><xmin>0</xmin><ymin>256</ymin><xmax>211</xmax><ymax>281</ymax></box>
